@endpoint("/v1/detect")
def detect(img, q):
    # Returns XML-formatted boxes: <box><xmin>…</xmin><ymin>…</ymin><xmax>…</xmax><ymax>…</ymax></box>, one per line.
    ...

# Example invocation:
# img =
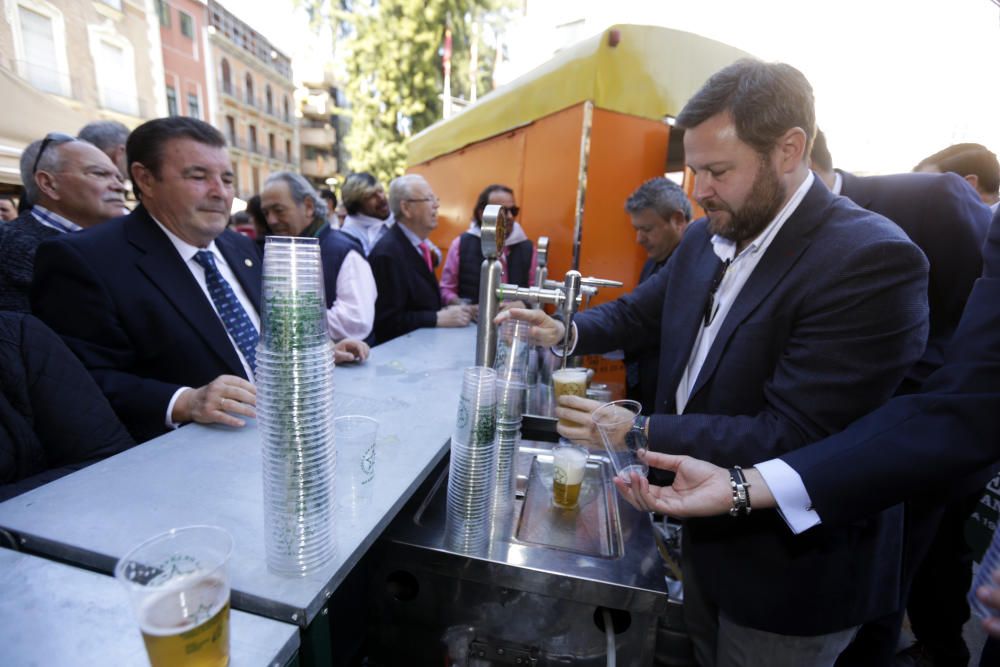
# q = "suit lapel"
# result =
<box><xmin>394</xmin><ymin>224</ymin><xmax>439</xmax><ymax>295</ymax></box>
<box><xmin>216</xmin><ymin>231</ymin><xmax>262</xmax><ymax>313</ymax></box>
<box><xmin>686</xmin><ymin>179</ymin><xmax>830</xmax><ymax>404</ymax></box>
<box><xmin>125</xmin><ymin>207</ymin><xmax>245</xmax><ymax>375</ymax></box>
<box><xmin>656</xmin><ymin>239</ymin><xmax>722</xmax><ymax>411</ymax></box>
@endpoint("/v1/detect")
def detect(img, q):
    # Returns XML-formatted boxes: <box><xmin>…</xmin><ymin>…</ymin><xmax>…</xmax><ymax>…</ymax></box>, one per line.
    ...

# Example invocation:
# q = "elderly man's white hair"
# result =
<box><xmin>388</xmin><ymin>174</ymin><xmax>429</xmax><ymax>221</ymax></box>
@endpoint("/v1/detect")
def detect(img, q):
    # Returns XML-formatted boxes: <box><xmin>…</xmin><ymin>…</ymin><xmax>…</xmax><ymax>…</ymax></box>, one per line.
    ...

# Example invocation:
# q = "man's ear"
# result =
<box><xmin>304</xmin><ymin>196</ymin><xmax>316</xmax><ymax>220</ymax></box>
<box><xmin>131</xmin><ymin>162</ymin><xmax>154</xmax><ymax>198</ymax></box>
<box><xmin>33</xmin><ymin>170</ymin><xmax>59</xmax><ymax>200</ymax></box>
<box><xmin>964</xmin><ymin>173</ymin><xmax>981</xmax><ymax>193</ymax></box>
<box><xmin>775</xmin><ymin>126</ymin><xmax>808</xmax><ymax>173</ymax></box>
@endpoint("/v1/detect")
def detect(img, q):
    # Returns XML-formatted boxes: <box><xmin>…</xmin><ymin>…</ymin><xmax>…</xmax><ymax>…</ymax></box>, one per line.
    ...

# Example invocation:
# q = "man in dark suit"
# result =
<box><xmin>0</xmin><ymin>134</ymin><xmax>126</xmax><ymax>312</ymax></box>
<box><xmin>617</xmin><ymin>205</ymin><xmax>1000</xmax><ymax>666</ymax></box>
<box><xmin>623</xmin><ymin>177</ymin><xmax>692</xmax><ymax>413</ymax></box>
<box><xmin>811</xmin><ymin>131</ymin><xmax>993</xmax><ymax>667</ymax></box>
<box><xmin>502</xmin><ymin>60</ymin><xmax>929</xmax><ymax>666</ymax></box>
<box><xmin>369</xmin><ymin>174</ymin><xmax>473</xmax><ymax>343</ymax></box>
<box><xmin>31</xmin><ymin>117</ymin><xmax>261</xmax><ymax>443</ymax></box>
<box><xmin>915</xmin><ymin>142</ymin><xmax>1000</xmax><ymax>212</ymax></box>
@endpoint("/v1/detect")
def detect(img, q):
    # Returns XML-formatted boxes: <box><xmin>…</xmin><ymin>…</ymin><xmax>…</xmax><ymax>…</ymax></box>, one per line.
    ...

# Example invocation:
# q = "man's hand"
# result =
<box><xmin>172</xmin><ymin>375</ymin><xmax>256</xmax><ymax>428</ymax></box>
<box><xmin>976</xmin><ymin>569</ymin><xmax>1000</xmax><ymax>637</ymax></box>
<box><xmin>334</xmin><ymin>339</ymin><xmax>369</xmax><ymax>364</ymax></box>
<box><xmin>611</xmin><ymin>451</ymin><xmax>778</xmax><ymax>518</ymax></box>
<box><xmin>613</xmin><ymin>451</ymin><xmax>732</xmax><ymax>517</ymax></box>
<box><xmin>555</xmin><ymin>394</ymin><xmax>605</xmax><ymax>445</ymax></box>
<box><xmin>436</xmin><ymin>305</ymin><xmax>473</xmax><ymax>328</ymax></box>
<box><xmin>494</xmin><ymin>307</ymin><xmax>565</xmax><ymax>346</ymax></box>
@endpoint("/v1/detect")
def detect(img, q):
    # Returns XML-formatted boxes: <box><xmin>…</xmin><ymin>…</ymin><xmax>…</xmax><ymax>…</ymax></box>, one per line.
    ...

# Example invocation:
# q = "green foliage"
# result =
<box><xmin>324</xmin><ymin>0</ymin><xmax>502</xmax><ymax>184</ymax></box>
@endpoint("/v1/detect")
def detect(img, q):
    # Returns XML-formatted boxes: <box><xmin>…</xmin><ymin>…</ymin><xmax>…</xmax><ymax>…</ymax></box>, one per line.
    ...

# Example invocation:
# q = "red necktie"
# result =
<box><xmin>420</xmin><ymin>241</ymin><xmax>433</xmax><ymax>272</ymax></box>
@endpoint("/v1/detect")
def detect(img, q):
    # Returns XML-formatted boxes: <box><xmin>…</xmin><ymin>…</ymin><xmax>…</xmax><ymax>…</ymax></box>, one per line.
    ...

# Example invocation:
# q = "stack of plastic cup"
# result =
<box><xmin>493</xmin><ymin>320</ymin><xmax>531</xmax><ymax>507</ymax></box>
<box><xmin>256</xmin><ymin>236</ymin><xmax>338</xmax><ymax>576</ymax></box>
<box><xmin>445</xmin><ymin>367</ymin><xmax>498</xmax><ymax>552</ymax></box>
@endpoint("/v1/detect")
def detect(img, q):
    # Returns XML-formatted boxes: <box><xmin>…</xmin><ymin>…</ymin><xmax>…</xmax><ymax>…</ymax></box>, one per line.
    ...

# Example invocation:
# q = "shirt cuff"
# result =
<box><xmin>165</xmin><ymin>387</ymin><xmax>192</xmax><ymax>429</ymax></box>
<box><xmin>754</xmin><ymin>458</ymin><xmax>821</xmax><ymax>534</ymax></box>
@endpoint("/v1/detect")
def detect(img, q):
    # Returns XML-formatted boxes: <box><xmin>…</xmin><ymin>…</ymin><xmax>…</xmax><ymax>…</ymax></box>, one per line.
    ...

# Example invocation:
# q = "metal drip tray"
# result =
<box><xmin>513</xmin><ymin>455</ymin><xmax>622</xmax><ymax>558</ymax></box>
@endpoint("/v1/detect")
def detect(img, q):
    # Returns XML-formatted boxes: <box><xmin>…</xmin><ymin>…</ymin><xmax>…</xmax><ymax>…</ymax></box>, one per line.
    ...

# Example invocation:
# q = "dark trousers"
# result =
<box><xmin>835</xmin><ymin>491</ymin><xmax>981</xmax><ymax>666</ymax></box>
<box><xmin>980</xmin><ymin>637</ymin><xmax>1000</xmax><ymax>666</ymax></box>
<box><xmin>907</xmin><ymin>491</ymin><xmax>981</xmax><ymax>664</ymax></box>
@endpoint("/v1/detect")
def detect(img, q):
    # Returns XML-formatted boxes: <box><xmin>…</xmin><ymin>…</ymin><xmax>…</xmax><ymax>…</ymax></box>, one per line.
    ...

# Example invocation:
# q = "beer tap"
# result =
<box><xmin>532</xmin><ymin>237</ymin><xmax>549</xmax><ymax>309</ymax></box>
<box><xmin>474</xmin><ymin>205</ymin><xmax>508</xmax><ymax>367</ymax></box>
<box><xmin>499</xmin><ymin>272</ymin><xmax>623</xmax><ymax>369</ymax></box>
<box><xmin>474</xmin><ymin>205</ymin><xmax>623</xmax><ymax>369</ymax></box>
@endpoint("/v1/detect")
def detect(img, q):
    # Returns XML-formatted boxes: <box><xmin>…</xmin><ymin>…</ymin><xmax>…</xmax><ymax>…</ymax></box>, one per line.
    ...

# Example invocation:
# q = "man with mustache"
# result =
<box><xmin>500</xmin><ymin>60</ymin><xmax>929</xmax><ymax>666</ymax></box>
<box><xmin>0</xmin><ymin>134</ymin><xmax>126</xmax><ymax>312</ymax></box>
<box><xmin>31</xmin><ymin>117</ymin><xmax>261</xmax><ymax>444</ymax></box>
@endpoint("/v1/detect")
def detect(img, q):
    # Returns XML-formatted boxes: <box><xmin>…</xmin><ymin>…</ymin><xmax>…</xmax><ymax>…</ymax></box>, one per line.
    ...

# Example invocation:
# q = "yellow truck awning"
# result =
<box><xmin>408</xmin><ymin>24</ymin><xmax>754</xmax><ymax>166</ymax></box>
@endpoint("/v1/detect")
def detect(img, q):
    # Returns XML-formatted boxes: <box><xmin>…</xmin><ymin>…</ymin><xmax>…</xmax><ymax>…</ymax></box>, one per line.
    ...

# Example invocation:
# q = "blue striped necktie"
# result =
<box><xmin>194</xmin><ymin>250</ymin><xmax>258</xmax><ymax>374</ymax></box>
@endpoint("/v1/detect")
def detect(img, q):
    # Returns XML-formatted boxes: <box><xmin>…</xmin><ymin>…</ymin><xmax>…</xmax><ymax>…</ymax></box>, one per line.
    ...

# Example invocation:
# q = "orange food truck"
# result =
<box><xmin>408</xmin><ymin>24</ymin><xmax>752</xmax><ymax>390</ymax></box>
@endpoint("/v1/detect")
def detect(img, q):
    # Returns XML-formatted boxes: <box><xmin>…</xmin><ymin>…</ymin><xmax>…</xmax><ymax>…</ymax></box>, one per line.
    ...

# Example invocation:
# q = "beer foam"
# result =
<box><xmin>553</xmin><ymin>447</ymin><xmax>588</xmax><ymax>485</ymax></box>
<box><xmin>138</xmin><ymin>577</ymin><xmax>228</xmax><ymax>636</ymax></box>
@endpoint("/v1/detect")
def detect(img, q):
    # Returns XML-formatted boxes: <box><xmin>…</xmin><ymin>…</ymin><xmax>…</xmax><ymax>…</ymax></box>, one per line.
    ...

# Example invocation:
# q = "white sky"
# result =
<box><xmin>224</xmin><ymin>0</ymin><xmax>1000</xmax><ymax>175</ymax></box>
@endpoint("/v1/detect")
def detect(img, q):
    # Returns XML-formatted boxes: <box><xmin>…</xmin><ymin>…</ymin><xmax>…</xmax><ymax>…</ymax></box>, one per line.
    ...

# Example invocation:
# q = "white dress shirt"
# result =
<box><xmin>151</xmin><ymin>218</ymin><xmax>261</xmax><ymax>427</ymax></box>
<box><xmin>327</xmin><ymin>249</ymin><xmax>377</xmax><ymax>341</ymax></box>
<box><xmin>675</xmin><ymin>171</ymin><xmax>814</xmax><ymax>414</ymax></box>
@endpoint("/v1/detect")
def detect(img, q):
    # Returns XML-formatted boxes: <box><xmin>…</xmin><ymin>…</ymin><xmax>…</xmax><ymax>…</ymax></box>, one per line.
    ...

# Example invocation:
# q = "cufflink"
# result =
<box><xmin>245</xmin><ymin>259</ymin><xmax>253</xmax><ymax>267</ymax></box>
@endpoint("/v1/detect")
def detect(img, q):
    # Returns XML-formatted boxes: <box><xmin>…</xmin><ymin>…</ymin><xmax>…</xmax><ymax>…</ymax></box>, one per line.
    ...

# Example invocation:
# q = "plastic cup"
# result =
<box><xmin>114</xmin><ymin>526</ymin><xmax>233</xmax><ymax>667</ymax></box>
<box><xmin>551</xmin><ymin>367</ymin><xmax>589</xmax><ymax>427</ymax></box>
<box><xmin>494</xmin><ymin>319</ymin><xmax>532</xmax><ymax>384</ymax></box>
<box><xmin>592</xmin><ymin>399</ymin><xmax>649</xmax><ymax>485</ymax></box>
<box><xmin>551</xmin><ymin>439</ymin><xmax>589</xmax><ymax>509</ymax></box>
<box><xmin>334</xmin><ymin>416</ymin><xmax>379</xmax><ymax>522</ymax></box>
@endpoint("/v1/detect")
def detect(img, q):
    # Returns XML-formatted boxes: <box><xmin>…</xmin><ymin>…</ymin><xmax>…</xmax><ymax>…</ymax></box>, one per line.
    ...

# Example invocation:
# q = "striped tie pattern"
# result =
<box><xmin>194</xmin><ymin>250</ymin><xmax>258</xmax><ymax>374</ymax></box>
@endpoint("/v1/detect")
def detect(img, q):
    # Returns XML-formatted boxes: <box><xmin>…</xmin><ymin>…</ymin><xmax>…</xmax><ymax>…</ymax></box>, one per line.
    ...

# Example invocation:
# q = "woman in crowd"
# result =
<box><xmin>439</xmin><ymin>184</ymin><xmax>536</xmax><ymax>305</ymax></box>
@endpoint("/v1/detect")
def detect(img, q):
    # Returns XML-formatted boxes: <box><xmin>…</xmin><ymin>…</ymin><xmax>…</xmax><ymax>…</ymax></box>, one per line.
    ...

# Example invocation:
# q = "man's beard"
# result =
<box><xmin>701</xmin><ymin>155</ymin><xmax>786</xmax><ymax>243</ymax></box>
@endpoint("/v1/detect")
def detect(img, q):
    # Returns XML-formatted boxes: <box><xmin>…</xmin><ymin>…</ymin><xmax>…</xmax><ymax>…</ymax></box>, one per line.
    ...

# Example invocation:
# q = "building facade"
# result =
<box><xmin>155</xmin><ymin>0</ymin><xmax>207</xmax><ymax>123</ymax></box>
<box><xmin>204</xmin><ymin>0</ymin><xmax>296</xmax><ymax>200</ymax></box>
<box><xmin>0</xmin><ymin>0</ymin><xmax>165</xmax><ymax>186</ymax></box>
<box><xmin>298</xmin><ymin>76</ymin><xmax>343</xmax><ymax>190</ymax></box>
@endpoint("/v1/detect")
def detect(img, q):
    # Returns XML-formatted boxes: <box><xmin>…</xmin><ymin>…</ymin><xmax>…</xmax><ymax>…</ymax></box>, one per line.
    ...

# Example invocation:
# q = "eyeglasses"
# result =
<box><xmin>405</xmin><ymin>196</ymin><xmax>439</xmax><ymax>204</ymax></box>
<box><xmin>501</xmin><ymin>205</ymin><xmax>520</xmax><ymax>218</ymax></box>
<box><xmin>703</xmin><ymin>258</ymin><xmax>732</xmax><ymax>327</ymax></box>
<box><xmin>31</xmin><ymin>132</ymin><xmax>77</xmax><ymax>176</ymax></box>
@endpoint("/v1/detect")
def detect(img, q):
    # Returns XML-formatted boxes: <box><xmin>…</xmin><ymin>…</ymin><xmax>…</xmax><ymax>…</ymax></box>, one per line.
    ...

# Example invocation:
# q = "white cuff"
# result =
<box><xmin>754</xmin><ymin>458</ymin><xmax>821</xmax><ymax>534</ymax></box>
<box><xmin>165</xmin><ymin>387</ymin><xmax>192</xmax><ymax>429</ymax></box>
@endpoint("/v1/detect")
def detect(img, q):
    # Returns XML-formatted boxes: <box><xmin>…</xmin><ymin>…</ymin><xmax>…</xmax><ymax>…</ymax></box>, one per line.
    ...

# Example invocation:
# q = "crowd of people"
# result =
<box><xmin>1</xmin><ymin>57</ymin><xmax>1000</xmax><ymax>667</ymax></box>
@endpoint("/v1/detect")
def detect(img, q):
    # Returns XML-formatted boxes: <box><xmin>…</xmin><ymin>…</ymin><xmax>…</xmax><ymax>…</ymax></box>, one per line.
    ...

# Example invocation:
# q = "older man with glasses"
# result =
<box><xmin>369</xmin><ymin>174</ymin><xmax>474</xmax><ymax>343</ymax></box>
<box><xmin>0</xmin><ymin>132</ymin><xmax>126</xmax><ymax>312</ymax></box>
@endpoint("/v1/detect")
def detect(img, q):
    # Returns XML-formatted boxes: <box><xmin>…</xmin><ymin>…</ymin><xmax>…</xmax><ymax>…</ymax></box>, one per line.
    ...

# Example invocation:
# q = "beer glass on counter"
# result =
<box><xmin>551</xmin><ymin>367</ymin><xmax>588</xmax><ymax>428</ymax></box>
<box><xmin>552</xmin><ymin>440</ymin><xmax>589</xmax><ymax>509</ymax></box>
<box><xmin>115</xmin><ymin>525</ymin><xmax>233</xmax><ymax>667</ymax></box>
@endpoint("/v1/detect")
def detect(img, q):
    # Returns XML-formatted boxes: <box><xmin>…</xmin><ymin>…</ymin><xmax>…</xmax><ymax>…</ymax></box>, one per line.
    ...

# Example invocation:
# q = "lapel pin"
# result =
<box><xmin>244</xmin><ymin>259</ymin><xmax>253</xmax><ymax>267</ymax></box>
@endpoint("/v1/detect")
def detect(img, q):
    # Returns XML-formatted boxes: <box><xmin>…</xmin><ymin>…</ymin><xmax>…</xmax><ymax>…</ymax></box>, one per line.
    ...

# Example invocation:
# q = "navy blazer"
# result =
<box><xmin>784</xmin><ymin>206</ymin><xmax>1000</xmax><ymax>523</ymax></box>
<box><xmin>839</xmin><ymin>170</ymin><xmax>990</xmax><ymax>391</ymax></box>
<box><xmin>575</xmin><ymin>177</ymin><xmax>930</xmax><ymax>635</ymax></box>
<box><xmin>31</xmin><ymin>205</ymin><xmax>262</xmax><ymax>443</ymax></box>
<box><xmin>369</xmin><ymin>223</ymin><xmax>441</xmax><ymax>344</ymax></box>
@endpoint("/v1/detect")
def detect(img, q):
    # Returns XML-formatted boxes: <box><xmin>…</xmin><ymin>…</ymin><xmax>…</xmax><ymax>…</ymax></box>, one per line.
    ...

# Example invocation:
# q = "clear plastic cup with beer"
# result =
<box><xmin>552</xmin><ymin>439</ymin><xmax>589</xmax><ymax>509</ymax></box>
<box><xmin>551</xmin><ymin>367</ymin><xmax>589</xmax><ymax>428</ymax></box>
<box><xmin>115</xmin><ymin>525</ymin><xmax>233</xmax><ymax>667</ymax></box>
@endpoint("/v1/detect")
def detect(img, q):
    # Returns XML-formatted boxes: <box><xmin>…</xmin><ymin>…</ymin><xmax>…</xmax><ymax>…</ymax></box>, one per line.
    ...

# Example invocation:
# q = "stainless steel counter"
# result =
<box><xmin>0</xmin><ymin>327</ymin><xmax>475</xmax><ymax>628</ymax></box>
<box><xmin>0</xmin><ymin>547</ymin><xmax>299</xmax><ymax>666</ymax></box>
<box><xmin>385</xmin><ymin>440</ymin><xmax>669</xmax><ymax>614</ymax></box>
